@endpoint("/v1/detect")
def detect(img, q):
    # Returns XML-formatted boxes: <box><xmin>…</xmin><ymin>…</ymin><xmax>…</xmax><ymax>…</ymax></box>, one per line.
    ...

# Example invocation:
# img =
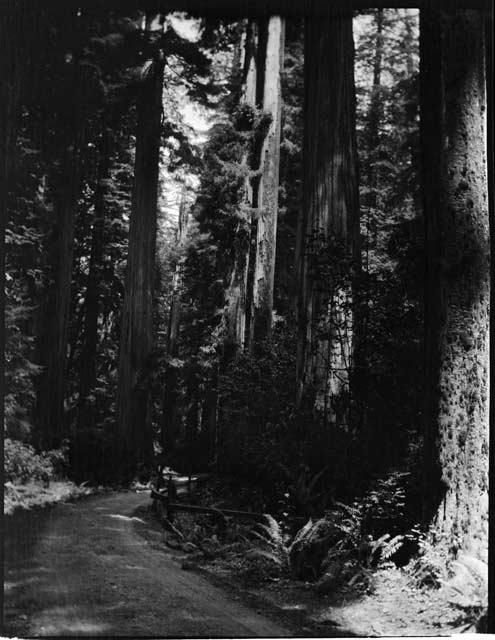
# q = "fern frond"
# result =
<box><xmin>251</xmin><ymin>529</ymin><xmax>275</xmax><ymax>546</ymax></box>
<box><xmin>140</xmin><ymin>58</ymin><xmax>154</xmax><ymax>80</ymax></box>
<box><xmin>370</xmin><ymin>533</ymin><xmax>390</xmax><ymax>559</ymax></box>
<box><xmin>381</xmin><ymin>534</ymin><xmax>404</xmax><ymax>560</ymax></box>
<box><xmin>254</xmin><ymin>515</ymin><xmax>283</xmax><ymax>546</ymax></box>
<box><xmin>289</xmin><ymin>518</ymin><xmax>313</xmax><ymax>552</ymax></box>
<box><xmin>246</xmin><ymin>548</ymin><xmax>284</xmax><ymax>567</ymax></box>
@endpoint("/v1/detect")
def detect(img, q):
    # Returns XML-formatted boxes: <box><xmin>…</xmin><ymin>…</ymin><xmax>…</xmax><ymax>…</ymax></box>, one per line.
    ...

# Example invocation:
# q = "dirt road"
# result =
<box><xmin>4</xmin><ymin>491</ymin><xmax>291</xmax><ymax>637</ymax></box>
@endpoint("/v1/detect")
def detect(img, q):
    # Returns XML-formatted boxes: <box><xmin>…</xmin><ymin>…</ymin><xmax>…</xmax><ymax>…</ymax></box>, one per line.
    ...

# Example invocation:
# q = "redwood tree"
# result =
<box><xmin>222</xmin><ymin>19</ymin><xmax>259</xmax><ymax>352</ymax></box>
<box><xmin>224</xmin><ymin>16</ymin><xmax>285</xmax><ymax>352</ymax></box>
<box><xmin>421</xmin><ymin>8</ymin><xmax>489</xmax><ymax>560</ymax></box>
<box><xmin>160</xmin><ymin>186</ymin><xmax>189</xmax><ymax>452</ymax></box>
<box><xmin>296</xmin><ymin>8</ymin><xmax>360</xmax><ymax>423</ymax></box>
<box><xmin>77</xmin><ymin>129</ymin><xmax>111</xmax><ymax>433</ymax></box>
<box><xmin>35</xmin><ymin>8</ymin><xmax>87</xmax><ymax>449</ymax></box>
<box><xmin>115</xmin><ymin>16</ymin><xmax>164</xmax><ymax>470</ymax></box>
<box><xmin>247</xmin><ymin>16</ymin><xmax>285</xmax><ymax>346</ymax></box>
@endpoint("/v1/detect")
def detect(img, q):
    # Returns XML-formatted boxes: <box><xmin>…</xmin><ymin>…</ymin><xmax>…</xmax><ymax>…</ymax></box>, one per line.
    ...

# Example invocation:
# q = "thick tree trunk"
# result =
<box><xmin>421</xmin><ymin>9</ymin><xmax>489</xmax><ymax>560</ymax></box>
<box><xmin>366</xmin><ymin>9</ymin><xmax>384</xmax><ymax>213</ymax></box>
<box><xmin>160</xmin><ymin>187</ymin><xmax>189</xmax><ymax>452</ymax></box>
<box><xmin>77</xmin><ymin>130</ymin><xmax>110</xmax><ymax>432</ymax></box>
<box><xmin>116</xmin><ymin>24</ymin><xmax>164</xmax><ymax>470</ymax></box>
<box><xmin>296</xmin><ymin>9</ymin><xmax>360</xmax><ymax>423</ymax></box>
<box><xmin>248</xmin><ymin>17</ymin><xmax>285</xmax><ymax>346</ymax></box>
<box><xmin>36</xmin><ymin>160</ymin><xmax>81</xmax><ymax>449</ymax></box>
<box><xmin>161</xmin><ymin>366</ymin><xmax>181</xmax><ymax>456</ymax></box>
<box><xmin>167</xmin><ymin>186</ymin><xmax>189</xmax><ymax>357</ymax></box>
<box><xmin>223</xmin><ymin>19</ymin><xmax>258</xmax><ymax>354</ymax></box>
<box><xmin>358</xmin><ymin>8</ymin><xmax>385</xmax><ymax>458</ymax></box>
<box><xmin>35</xmin><ymin>15</ymin><xmax>84</xmax><ymax>449</ymax></box>
<box><xmin>200</xmin><ymin>366</ymin><xmax>219</xmax><ymax>466</ymax></box>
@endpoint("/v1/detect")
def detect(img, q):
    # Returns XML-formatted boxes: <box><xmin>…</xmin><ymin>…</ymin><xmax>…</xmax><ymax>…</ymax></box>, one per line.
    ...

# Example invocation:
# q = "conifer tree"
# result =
<box><xmin>421</xmin><ymin>7</ymin><xmax>489</xmax><ymax>560</ymax></box>
<box><xmin>115</xmin><ymin>14</ymin><xmax>165</xmax><ymax>470</ymax></box>
<box><xmin>296</xmin><ymin>7</ymin><xmax>360</xmax><ymax>425</ymax></box>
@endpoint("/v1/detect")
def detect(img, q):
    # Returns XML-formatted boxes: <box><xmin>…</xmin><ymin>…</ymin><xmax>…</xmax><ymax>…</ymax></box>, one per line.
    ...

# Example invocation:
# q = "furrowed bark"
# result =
<box><xmin>77</xmin><ymin>129</ymin><xmax>111</xmax><ymax>433</ymax></box>
<box><xmin>160</xmin><ymin>186</ymin><xmax>189</xmax><ymax>453</ymax></box>
<box><xmin>167</xmin><ymin>186</ymin><xmax>189</xmax><ymax>357</ymax></box>
<box><xmin>296</xmin><ymin>8</ymin><xmax>360</xmax><ymax>424</ymax></box>
<box><xmin>248</xmin><ymin>16</ymin><xmax>285</xmax><ymax>346</ymax></box>
<box><xmin>421</xmin><ymin>8</ymin><xmax>489</xmax><ymax>560</ymax></box>
<box><xmin>116</xmin><ymin>17</ymin><xmax>164</xmax><ymax>470</ymax></box>
<box><xmin>223</xmin><ymin>19</ymin><xmax>258</xmax><ymax>354</ymax></box>
<box><xmin>35</xmin><ymin>9</ymin><xmax>85</xmax><ymax>449</ymax></box>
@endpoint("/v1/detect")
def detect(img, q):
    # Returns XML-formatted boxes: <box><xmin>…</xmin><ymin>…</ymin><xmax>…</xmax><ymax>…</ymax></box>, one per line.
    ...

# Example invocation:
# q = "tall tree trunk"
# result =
<box><xmin>296</xmin><ymin>8</ymin><xmax>360</xmax><ymax>424</ymax></box>
<box><xmin>248</xmin><ymin>16</ymin><xmax>285</xmax><ymax>346</ymax></box>
<box><xmin>223</xmin><ymin>19</ymin><xmax>259</xmax><ymax>354</ymax></box>
<box><xmin>359</xmin><ymin>8</ymin><xmax>385</xmax><ymax>460</ymax></box>
<box><xmin>35</xmin><ymin>11</ymin><xmax>84</xmax><ymax>449</ymax></box>
<box><xmin>167</xmin><ymin>186</ymin><xmax>189</xmax><ymax>356</ymax></box>
<box><xmin>115</xmin><ymin>19</ymin><xmax>164</xmax><ymax>470</ymax></box>
<box><xmin>200</xmin><ymin>364</ymin><xmax>219</xmax><ymax>467</ymax></box>
<box><xmin>77</xmin><ymin>129</ymin><xmax>111</xmax><ymax>433</ymax></box>
<box><xmin>160</xmin><ymin>186</ymin><xmax>189</xmax><ymax>453</ymax></box>
<box><xmin>366</xmin><ymin>9</ymin><xmax>384</xmax><ymax>216</ymax></box>
<box><xmin>421</xmin><ymin>8</ymin><xmax>489</xmax><ymax>560</ymax></box>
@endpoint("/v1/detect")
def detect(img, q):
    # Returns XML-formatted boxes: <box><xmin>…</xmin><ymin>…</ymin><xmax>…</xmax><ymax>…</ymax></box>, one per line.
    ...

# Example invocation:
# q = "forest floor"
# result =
<box><xmin>4</xmin><ymin>484</ymin><xmax>485</xmax><ymax>637</ymax></box>
<box><xmin>3</xmin><ymin>491</ymin><xmax>304</xmax><ymax>637</ymax></box>
<box><xmin>145</xmin><ymin>478</ymin><xmax>486</xmax><ymax>637</ymax></box>
<box><xmin>146</xmin><ymin>528</ymin><xmax>483</xmax><ymax>636</ymax></box>
<box><xmin>194</xmin><ymin>557</ymin><xmax>481</xmax><ymax>636</ymax></box>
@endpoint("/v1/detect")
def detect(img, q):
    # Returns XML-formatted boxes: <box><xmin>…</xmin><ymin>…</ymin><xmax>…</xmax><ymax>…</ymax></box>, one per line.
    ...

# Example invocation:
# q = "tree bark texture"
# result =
<box><xmin>296</xmin><ymin>9</ymin><xmax>360</xmax><ymax>422</ymax></box>
<box><xmin>116</xmin><ymin>31</ymin><xmax>164</xmax><ymax>468</ymax></box>
<box><xmin>222</xmin><ymin>19</ymin><xmax>258</xmax><ymax>354</ymax></box>
<box><xmin>248</xmin><ymin>16</ymin><xmax>285</xmax><ymax>346</ymax></box>
<box><xmin>77</xmin><ymin>130</ymin><xmax>111</xmax><ymax>433</ymax></box>
<box><xmin>224</xmin><ymin>17</ymin><xmax>284</xmax><ymax>352</ymax></box>
<box><xmin>35</xmin><ymin>10</ymin><xmax>85</xmax><ymax>449</ymax></box>
<box><xmin>167</xmin><ymin>186</ymin><xmax>189</xmax><ymax>357</ymax></box>
<box><xmin>160</xmin><ymin>186</ymin><xmax>189</xmax><ymax>452</ymax></box>
<box><xmin>365</xmin><ymin>8</ymin><xmax>384</xmax><ymax>213</ymax></box>
<box><xmin>421</xmin><ymin>8</ymin><xmax>489</xmax><ymax>560</ymax></box>
<box><xmin>200</xmin><ymin>367</ymin><xmax>219</xmax><ymax>466</ymax></box>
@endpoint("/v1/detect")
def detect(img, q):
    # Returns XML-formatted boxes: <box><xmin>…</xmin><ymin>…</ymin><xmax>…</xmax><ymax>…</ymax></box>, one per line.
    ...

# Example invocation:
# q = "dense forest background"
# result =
<box><xmin>2</xmin><ymin>3</ymin><xmax>491</xmax><ymax>627</ymax></box>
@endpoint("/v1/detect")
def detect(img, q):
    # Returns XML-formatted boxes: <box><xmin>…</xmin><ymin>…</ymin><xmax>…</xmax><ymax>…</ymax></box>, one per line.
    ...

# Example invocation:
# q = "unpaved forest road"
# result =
<box><xmin>4</xmin><ymin>491</ymin><xmax>290</xmax><ymax>637</ymax></box>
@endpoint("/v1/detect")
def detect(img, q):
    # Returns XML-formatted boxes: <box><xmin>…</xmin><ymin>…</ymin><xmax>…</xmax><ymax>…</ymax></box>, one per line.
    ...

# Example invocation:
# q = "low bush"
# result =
<box><xmin>5</xmin><ymin>438</ymin><xmax>52</xmax><ymax>483</ymax></box>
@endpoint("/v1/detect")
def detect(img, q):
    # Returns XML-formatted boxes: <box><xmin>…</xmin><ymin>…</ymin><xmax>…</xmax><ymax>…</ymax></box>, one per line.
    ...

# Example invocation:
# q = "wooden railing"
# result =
<box><xmin>150</xmin><ymin>473</ymin><xmax>265</xmax><ymax>523</ymax></box>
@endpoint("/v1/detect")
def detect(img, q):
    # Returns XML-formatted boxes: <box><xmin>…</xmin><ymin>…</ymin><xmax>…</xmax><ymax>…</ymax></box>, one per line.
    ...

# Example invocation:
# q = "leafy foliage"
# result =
<box><xmin>4</xmin><ymin>438</ymin><xmax>68</xmax><ymax>484</ymax></box>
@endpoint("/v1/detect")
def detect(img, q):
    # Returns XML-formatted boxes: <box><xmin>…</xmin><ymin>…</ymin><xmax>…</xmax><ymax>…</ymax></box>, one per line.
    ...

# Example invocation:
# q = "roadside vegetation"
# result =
<box><xmin>4</xmin><ymin>438</ymin><xmax>93</xmax><ymax>514</ymax></box>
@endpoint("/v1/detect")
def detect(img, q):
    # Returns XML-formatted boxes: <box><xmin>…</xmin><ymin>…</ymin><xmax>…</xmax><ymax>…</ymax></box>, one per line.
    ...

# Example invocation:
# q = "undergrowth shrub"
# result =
<box><xmin>405</xmin><ymin>525</ymin><xmax>454</xmax><ymax>589</ymax></box>
<box><xmin>4</xmin><ymin>437</ymin><xmax>68</xmax><ymax>484</ymax></box>
<box><xmin>361</xmin><ymin>470</ymin><xmax>409</xmax><ymax>537</ymax></box>
<box><xmin>242</xmin><ymin>515</ymin><xmax>290</xmax><ymax>579</ymax></box>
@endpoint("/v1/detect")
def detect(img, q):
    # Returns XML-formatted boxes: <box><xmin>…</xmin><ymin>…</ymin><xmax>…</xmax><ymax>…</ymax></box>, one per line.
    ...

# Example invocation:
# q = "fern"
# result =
<box><xmin>245</xmin><ymin>514</ymin><xmax>290</xmax><ymax>577</ymax></box>
<box><xmin>381</xmin><ymin>534</ymin><xmax>404</xmax><ymax>560</ymax></box>
<box><xmin>255</xmin><ymin>514</ymin><xmax>284</xmax><ymax>546</ymax></box>
<box><xmin>252</xmin><ymin>515</ymin><xmax>288</xmax><ymax>560</ymax></box>
<box><xmin>365</xmin><ymin>532</ymin><xmax>404</xmax><ymax>566</ymax></box>
<box><xmin>245</xmin><ymin>548</ymin><xmax>284</xmax><ymax>567</ymax></box>
<box><xmin>370</xmin><ymin>533</ymin><xmax>391</xmax><ymax>563</ymax></box>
